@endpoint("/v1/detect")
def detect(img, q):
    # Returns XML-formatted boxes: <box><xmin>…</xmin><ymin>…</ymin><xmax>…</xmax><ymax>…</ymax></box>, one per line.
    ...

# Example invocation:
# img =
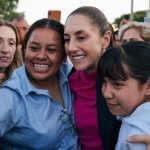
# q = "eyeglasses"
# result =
<box><xmin>60</xmin><ymin>109</ymin><xmax>76</xmax><ymax>134</ymax></box>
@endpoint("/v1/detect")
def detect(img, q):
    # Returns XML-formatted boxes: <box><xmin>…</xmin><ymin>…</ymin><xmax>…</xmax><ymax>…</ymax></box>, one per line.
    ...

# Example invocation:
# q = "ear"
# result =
<box><xmin>102</xmin><ymin>31</ymin><xmax>111</xmax><ymax>50</ymax></box>
<box><xmin>144</xmin><ymin>78</ymin><xmax>150</xmax><ymax>96</ymax></box>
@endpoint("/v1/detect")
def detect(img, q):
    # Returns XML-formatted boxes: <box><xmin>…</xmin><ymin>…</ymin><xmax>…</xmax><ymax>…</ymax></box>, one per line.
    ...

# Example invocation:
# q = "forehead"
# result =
<box><xmin>28</xmin><ymin>28</ymin><xmax>61</xmax><ymax>44</ymax></box>
<box><xmin>0</xmin><ymin>26</ymin><xmax>16</xmax><ymax>38</ymax></box>
<box><xmin>123</xmin><ymin>28</ymin><xmax>141</xmax><ymax>38</ymax></box>
<box><xmin>14</xmin><ymin>19</ymin><xmax>28</xmax><ymax>27</ymax></box>
<box><xmin>64</xmin><ymin>14</ymin><xmax>96</xmax><ymax>34</ymax></box>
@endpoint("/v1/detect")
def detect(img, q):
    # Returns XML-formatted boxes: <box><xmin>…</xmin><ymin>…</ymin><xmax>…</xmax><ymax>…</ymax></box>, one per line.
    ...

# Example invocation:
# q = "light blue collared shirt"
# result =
<box><xmin>116</xmin><ymin>102</ymin><xmax>150</xmax><ymax>150</ymax></box>
<box><xmin>0</xmin><ymin>64</ymin><xmax>78</xmax><ymax>150</ymax></box>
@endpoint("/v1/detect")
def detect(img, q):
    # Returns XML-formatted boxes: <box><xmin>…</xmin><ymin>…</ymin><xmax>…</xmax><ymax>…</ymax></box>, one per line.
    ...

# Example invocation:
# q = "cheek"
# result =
<box><xmin>25</xmin><ymin>50</ymin><xmax>35</xmax><ymax>61</ymax></box>
<box><xmin>102</xmin><ymin>84</ymin><xmax>106</xmax><ymax>95</ymax></box>
<box><xmin>10</xmin><ymin>47</ymin><xmax>16</xmax><ymax>61</ymax></box>
<box><xmin>116</xmin><ymin>95</ymin><xmax>134</xmax><ymax>114</ymax></box>
<box><xmin>50</xmin><ymin>53</ymin><xmax>63</xmax><ymax>63</ymax></box>
<box><xmin>93</xmin><ymin>38</ymin><xmax>103</xmax><ymax>51</ymax></box>
<box><xmin>64</xmin><ymin>45</ymin><xmax>69</xmax><ymax>54</ymax></box>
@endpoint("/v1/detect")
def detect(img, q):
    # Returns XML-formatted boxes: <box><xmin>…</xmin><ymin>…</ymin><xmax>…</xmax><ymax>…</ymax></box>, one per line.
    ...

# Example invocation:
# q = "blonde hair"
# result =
<box><xmin>118</xmin><ymin>21</ymin><xmax>150</xmax><ymax>43</ymax></box>
<box><xmin>0</xmin><ymin>19</ymin><xmax>23</xmax><ymax>81</ymax></box>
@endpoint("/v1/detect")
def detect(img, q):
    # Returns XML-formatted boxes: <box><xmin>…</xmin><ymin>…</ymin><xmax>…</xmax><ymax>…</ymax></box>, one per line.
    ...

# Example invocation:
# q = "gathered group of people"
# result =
<box><xmin>0</xmin><ymin>5</ymin><xmax>150</xmax><ymax>150</ymax></box>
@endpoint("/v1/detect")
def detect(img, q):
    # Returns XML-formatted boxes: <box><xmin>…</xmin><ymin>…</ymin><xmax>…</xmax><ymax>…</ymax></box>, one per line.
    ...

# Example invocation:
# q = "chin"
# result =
<box><xmin>110</xmin><ymin>111</ymin><xmax>126</xmax><ymax>117</ymax></box>
<box><xmin>34</xmin><ymin>76</ymin><xmax>50</xmax><ymax>81</ymax></box>
<box><xmin>109</xmin><ymin>109</ymin><xmax>120</xmax><ymax>116</ymax></box>
<box><xmin>74</xmin><ymin>64</ymin><xmax>88</xmax><ymax>71</ymax></box>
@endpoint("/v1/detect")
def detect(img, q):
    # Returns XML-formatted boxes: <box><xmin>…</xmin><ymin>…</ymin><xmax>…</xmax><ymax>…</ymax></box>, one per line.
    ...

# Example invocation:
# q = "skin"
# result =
<box><xmin>121</xmin><ymin>28</ymin><xmax>144</xmax><ymax>43</ymax></box>
<box><xmin>127</xmin><ymin>135</ymin><xmax>150</xmax><ymax>150</ymax></box>
<box><xmin>12</xmin><ymin>19</ymin><xmax>29</xmax><ymax>35</ymax></box>
<box><xmin>25</xmin><ymin>28</ymin><xmax>64</xmax><ymax>89</ymax></box>
<box><xmin>0</xmin><ymin>26</ymin><xmax>16</xmax><ymax>71</ymax></box>
<box><xmin>102</xmin><ymin>77</ymin><xmax>149</xmax><ymax>116</ymax></box>
<box><xmin>64</xmin><ymin>14</ymin><xmax>110</xmax><ymax>73</ymax></box>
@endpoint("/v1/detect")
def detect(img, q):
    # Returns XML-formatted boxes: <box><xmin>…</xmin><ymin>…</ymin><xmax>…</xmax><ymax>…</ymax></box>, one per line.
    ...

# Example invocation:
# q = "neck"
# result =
<box><xmin>29</xmin><ymin>75</ymin><xmax>59</xmax><ymax>90</ymax></box>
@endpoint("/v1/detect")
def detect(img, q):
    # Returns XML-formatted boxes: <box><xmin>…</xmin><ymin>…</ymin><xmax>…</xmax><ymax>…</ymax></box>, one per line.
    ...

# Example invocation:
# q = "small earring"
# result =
<box><xmin>103</xmin><ymin>49</ymin><xmax>106</xmax><ymax>53</ymax></box>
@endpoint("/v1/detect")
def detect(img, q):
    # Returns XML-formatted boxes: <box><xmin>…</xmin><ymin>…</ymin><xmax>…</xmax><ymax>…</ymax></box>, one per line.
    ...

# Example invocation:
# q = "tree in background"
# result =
<box><xmin>113</xmin><ymin>10</ymin><xmax>146</xmax><ymax>28</ymax></box>
<box><xmin>0</xmin><ymin>0</ymin><xmax>24</xmax><ymax>21</ymax></box>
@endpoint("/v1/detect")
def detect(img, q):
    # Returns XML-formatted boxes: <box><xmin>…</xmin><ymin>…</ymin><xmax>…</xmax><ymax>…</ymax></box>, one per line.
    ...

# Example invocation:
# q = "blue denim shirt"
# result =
<box><xmin>0</xmin><ymin>64</ymin><xmax>78</xmax><ymax>150</ymax></box>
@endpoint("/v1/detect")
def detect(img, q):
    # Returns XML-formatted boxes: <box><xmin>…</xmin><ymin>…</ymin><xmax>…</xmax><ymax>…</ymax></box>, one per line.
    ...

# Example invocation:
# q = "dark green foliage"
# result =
<box><xmin>0</xmin><ymin>0</ymin><xmax>24</xmax><ymax>21</ymax></box>
<box><xmin>114</xmin><ymin>10</ymin><xmax>147</xmax><ymax>28</ymax></box>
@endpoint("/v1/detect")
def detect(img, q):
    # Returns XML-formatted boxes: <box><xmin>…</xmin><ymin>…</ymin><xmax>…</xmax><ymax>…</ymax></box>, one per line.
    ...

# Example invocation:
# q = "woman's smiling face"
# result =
<box><xmin>64</xmin><ymin>14</ymin><xmax>108</xmax><ymax>73</ymax></box>
<box><xmin>25</xmin><ymin>28</ymin><xmax>64</xmax><ymax>84</ymax></box>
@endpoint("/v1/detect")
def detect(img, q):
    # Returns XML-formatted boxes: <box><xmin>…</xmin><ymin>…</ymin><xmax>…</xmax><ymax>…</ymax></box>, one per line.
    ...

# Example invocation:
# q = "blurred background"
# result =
<box><xmin>0</xmin><ymin>0</ymin><xmax>150</xmax><ymax>30</ymax></box>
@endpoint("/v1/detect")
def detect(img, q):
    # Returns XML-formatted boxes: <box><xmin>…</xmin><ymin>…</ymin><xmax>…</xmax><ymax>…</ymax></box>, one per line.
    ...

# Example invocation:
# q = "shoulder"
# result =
<box><xmin>0</xmin><ymin>87</ymin><xmax>21</xmax><ymax>119</ymax></box>
<box><xmin>2</xmin><ymin>65</ymin><xmax>27</xmax><ymax>91</ymax></box>
<box><xmin>0</xmin><ymin>86</ymin><xmax>21</xmax><ymax>103</ymax></box>
<box><xmin>122</xmin><ymin>102</ymin><xmax>150</xmax><ymax>133</ymax></box>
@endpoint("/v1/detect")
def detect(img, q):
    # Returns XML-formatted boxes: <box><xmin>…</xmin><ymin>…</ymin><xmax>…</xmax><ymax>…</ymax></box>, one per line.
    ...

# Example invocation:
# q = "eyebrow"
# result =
<box><xmin>0</xmin><ymin>37</ymin><xmax>16</xmax><ymax>42</ymax></box>
<box><xmin>28</xmin><ymin>41</ymin><xmax>38</xmax><ymax>45</ymax></box>
<box><xmin>64</xmin><ymin>30</ymin><xmax>85</xmax><ymax>36</ymax></box>
<box><xmin>28</xmin><ymin>41</ymin><xmax>60</xmax><ymax>48</ymax></box>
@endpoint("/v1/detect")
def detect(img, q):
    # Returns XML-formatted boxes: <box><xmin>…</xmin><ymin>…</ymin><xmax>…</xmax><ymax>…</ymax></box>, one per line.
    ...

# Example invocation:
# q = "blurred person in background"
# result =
<box><xmin>11</xmin><ymin>16</ymin><xmax>29</xmax><ymax>37</ymax></box>
<box><xmin>118</xmin><ymin>21</ymin><xmax>150</xmax><ymax>44</ymax></box>
<box><xmin>12</xmin><ymin>16</ymin><xmax>29</xmax><ymax>61</ymax></box>
<box><xmin>119</xmin><ymin>15</ymin><xmax>129</xmax><ymax>27</ymax></box>
<box><xmin>0</xmin><ymin>19</ymin><xmax>22</xmax><ymax>86</ymax></box>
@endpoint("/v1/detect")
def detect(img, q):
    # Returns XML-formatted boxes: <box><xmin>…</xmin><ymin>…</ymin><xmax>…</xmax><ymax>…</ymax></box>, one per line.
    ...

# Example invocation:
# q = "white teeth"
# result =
<box><xmin>34</xmin><ymin>64</ymin><xmax>49</xmax><ymax>70</ymax></box>
<box><xmin>0</xmin><ymin>56</ymin><xmax>9</xmax><ymax>60</ymax></box>
<box><xmin>73</xmin><ymin>55</ymin><xmax>85</xmax><ymax>60</ymax></box>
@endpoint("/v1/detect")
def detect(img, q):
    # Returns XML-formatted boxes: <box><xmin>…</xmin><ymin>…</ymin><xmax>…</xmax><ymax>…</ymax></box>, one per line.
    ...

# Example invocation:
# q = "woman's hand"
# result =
<box><xmin>127</xmin><ymin>135</ymin><xmax>150</xmax><ymax>150</ymax></box>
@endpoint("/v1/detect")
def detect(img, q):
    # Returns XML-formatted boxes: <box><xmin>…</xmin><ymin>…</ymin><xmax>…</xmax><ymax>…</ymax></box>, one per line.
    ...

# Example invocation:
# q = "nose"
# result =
<box><xmin>0</xmin><ymin>41</ymin><xmax>10</xmax><ymax>54</ymax></box>
<box><xmin>36</xmin><ymin>48</ymin><xmax>47</xmax><ymax>60</ymax></box>
<box><xmin>66</xmin><ymin>38</ymin><xmax>78</xmax><ymax>53</ymax></box>
<box><xmin>102</xmin><ymin>83</ymin><xmax>113</xmax><ymax>99</ymax></box>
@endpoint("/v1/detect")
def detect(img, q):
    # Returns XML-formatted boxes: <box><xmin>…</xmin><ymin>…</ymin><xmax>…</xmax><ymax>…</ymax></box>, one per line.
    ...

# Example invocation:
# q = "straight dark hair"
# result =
<box><xmin>24</xmin><ymin>18</ymin><xmax>65</xmax><ymax>57</ymax></box>
<box><xmin>98</xmin><ymin>41</ymin><xmax>150</xmax><ymax>84</ymax></box>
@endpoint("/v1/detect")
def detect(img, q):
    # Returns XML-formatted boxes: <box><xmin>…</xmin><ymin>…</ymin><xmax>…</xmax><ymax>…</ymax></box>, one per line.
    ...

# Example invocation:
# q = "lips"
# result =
<box><xmin>0</xmin><ymin>56</ymin><xmax>9</xmax><ymax>61</ymax></box>
<box><xmin>107</xmin><ymin>102</ymin><xmax>117</xmax><ymax>106</ymax></box>
<box><xmin>106</xmin><ymin>99</ymin><xmax>118</xmax><ymax>106</ymax></box>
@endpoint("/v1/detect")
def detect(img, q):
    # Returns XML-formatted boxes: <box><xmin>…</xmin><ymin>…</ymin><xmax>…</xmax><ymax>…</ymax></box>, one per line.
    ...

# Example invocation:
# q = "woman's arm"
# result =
<box><xmin>127</xmin><ymin>135</ymin><xmax>150</xmax><ymax>150</ymax></box>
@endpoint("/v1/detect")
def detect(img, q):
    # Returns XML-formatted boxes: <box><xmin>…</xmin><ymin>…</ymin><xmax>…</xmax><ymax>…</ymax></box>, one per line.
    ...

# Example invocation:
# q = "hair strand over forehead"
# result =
<box><xmin>98</xmin><ymin>41</ymin><xmax>150</xmax><ymax>84</ymax></box>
